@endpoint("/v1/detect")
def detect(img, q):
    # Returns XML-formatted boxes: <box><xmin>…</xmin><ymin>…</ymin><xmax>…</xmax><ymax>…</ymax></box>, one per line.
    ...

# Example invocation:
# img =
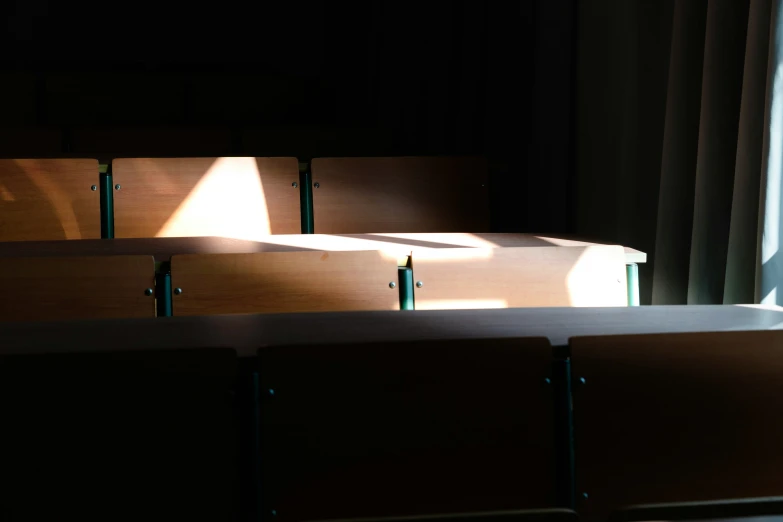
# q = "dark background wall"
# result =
<box><xmin>1</xmin><ymin>0</ymin><xmax>577</xmax><ymax>234</ymax></box>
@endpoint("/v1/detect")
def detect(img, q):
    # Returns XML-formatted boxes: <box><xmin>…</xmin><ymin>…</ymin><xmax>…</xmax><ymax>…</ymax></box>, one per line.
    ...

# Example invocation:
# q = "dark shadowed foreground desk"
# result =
<box><xmin>0</xmin><ymin>305</ymin><xmax>778</xmax><ymax>356</ymax></box>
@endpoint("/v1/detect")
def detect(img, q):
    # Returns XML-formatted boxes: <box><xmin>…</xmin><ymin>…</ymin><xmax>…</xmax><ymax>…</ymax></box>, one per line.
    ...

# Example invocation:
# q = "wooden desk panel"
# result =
<box><xmin>0</xmin><ymin>305</ymin><xmax>780</xmax><ymax>355</ymax></box>
<box><xmin>572</xmin><ymin>331</ymin><xmax>783</xmax><ymax>521</ymax></box>
<box><xmin>0</xmin><ymin>159</ymin><xmax>100</xmax><ymax>241</ymax></box>
<box><xmin>0</xmin><ymin>347</ymin><xmax>237</xmax><ymax>520</ymax></box>
<box><xmin>0</xmin><ymin>236</ymin><xmax>307</xmax><ymax>261</ymax></box>
<box><xmin>341</xmin><ymin>233</ymin><xmax>647</xmax><ymax>264</ymax></box>
<box><xmin>260</xmin><ymin>337</ymin><xmax>554</xmax><ymax>520</ymax></box>
<box><xmin>113</xmin><ymin>157</ymin><xmax>300</xmax><ymax>239</ymax></box>
<box><xmin>0</xmin><ymin>234</ymin><xmax>646</xmax><ymax>267</ymax></box>
<box><xmin>0</xmin><ymin>255</ymin><xmax>155</xmax><ymax>322</ymax></box>
<box><xmin>171</xmin><ymin>250</ymin><xmax>400</xmax><ymax>316</ymax></box>
<box><xmin>311</xmin><ymin>156</ymin><xmax>489</xmax><ymax>233</ymax></box>
<box><xmin>412</xmin><ymin>245</ymin><xmax>627</xmax><ymax>309</ymax></box>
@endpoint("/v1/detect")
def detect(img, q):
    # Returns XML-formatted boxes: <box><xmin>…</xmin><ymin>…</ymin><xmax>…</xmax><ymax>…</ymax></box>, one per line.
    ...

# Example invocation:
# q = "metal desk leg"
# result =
<box><xmin>398</xmin><ymin>267</ymin><xmax>414</xmax><ymax>310</ymax></box>
<box><xmin>99</xmin><ymin>164</ymin><xmax>115</xmax><ymax>239</ymax></box>
<box><xmin>299</xmin><ymin>164</ymin><xmax>314</xmax><ymax>234</ymax></box>
<box><xmin>626</xmin><ymin>263</ymin><xmax>640</xmax><ymax>306</ymax></box>
<box><xmin>155</xmin><ymin>261</ymin><xmax>173</xmax><ymax>317</ymax></box>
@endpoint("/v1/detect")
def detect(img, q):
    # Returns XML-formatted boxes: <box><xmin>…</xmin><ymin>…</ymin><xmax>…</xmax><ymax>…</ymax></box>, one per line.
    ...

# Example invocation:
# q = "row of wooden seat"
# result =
<box><xmin>0</xmin><ymin>156</ymin><xmax>488</xmax><ymax>242</ymax></box>
<box><xmin>2</xmin><ymin>327</ymin><xmax>783</xmax><ymax>521</ymax></box>
<box><xmin>0</xmin><ymin>244</ymin><xmax>629</xmax><ymax>322</ymax></box>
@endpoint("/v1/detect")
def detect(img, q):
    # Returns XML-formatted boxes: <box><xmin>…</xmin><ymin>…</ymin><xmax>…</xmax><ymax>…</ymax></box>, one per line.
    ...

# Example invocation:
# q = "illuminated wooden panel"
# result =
<box><xmin>259</xmin><ymin>337</ymin><xmax>554</xmax><ymax>520</ymax></box>
<box><xmin>0</xmin><ymin>159</ymin><xmax>100</xmax><ymax>241</ymax></box>
<box><xmin>0</xmin><ymin>255</ymin><xmax>155</xmax><ymax>322</ymax></box>
<box><xmin>342</xmin><ymin>232</ymin><xmax>647</xmax><ymax>264</ymax></box>
<box><xmin>572</xmin><ymin>331</ymin><xmax>783</xmax><ymax>520</ymax></box>
<box><xmin>171</xmin><ymin>250</ymin><xmax>400</xmax><ymax>316</ymax></box>
<box><xmin>113</xmin><ymin>157</ymin><xmax>300</xmax><ymax>239</ymax></box>
<box><xmin>412</xmin><ymin>245</ymin><xmax>627</xmax><ymax>309</ymax></box>
<box><xmin>311</xmin><ymin>156</ymin><xmax>489</xmax><ymax>233</ymax></box>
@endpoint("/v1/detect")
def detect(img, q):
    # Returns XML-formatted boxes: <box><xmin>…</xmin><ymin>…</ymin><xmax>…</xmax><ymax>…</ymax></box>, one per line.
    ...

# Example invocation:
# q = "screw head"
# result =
<box><xmin>579</xmin><ymin>377</ymin><xmax>586</xmax><ymax>385</ymax></box>
<box><xmin>292</xmin><ymin>181</ymin><xmax>298</xmax><ymax>188</ymax></box>
<box><xmin>114</xmin><ymin>184</ymin><xmax>121</xmax><ymax>190</ymax></box>
<box><xmin>174</xmin><ymin>287</ymin><xmax>183</xmax><ymax>295</ymax></box>
<box><xmin>144</xmin><ymin>288</ymin><xmax>153</xmax><ymax>296</ymax></box>
<box><xmin>389</xmin><ymin>282</ymin><xmax>396</xmax><ymax>289</ymax></box>
<box><xmin>416</xmin><ymin>281</ymin><xmax>423</xmax><ymax>288</ymax></box>
<box><xmin>544</xmin><ymin>377</ymin><xmax>551</xmax><ymax>385</ymax></box>
<box><xmin>314</xmin><ymin>182</ymin><xmax>320</xmax><ymax>188</ymax></box>
<box><xmin>582</xmin><ymin>492</ymin><xmax>589</xmax><ymax>500</ymax></box>
<box><xmin>90</xmin><ymin>185</ymin><xmax>97</xmax><ymax>191</ymax></box>
<box><xmin>268</xmin><ymin>388</ymin><xmax>275</xmax><ymax>397</ymax></box>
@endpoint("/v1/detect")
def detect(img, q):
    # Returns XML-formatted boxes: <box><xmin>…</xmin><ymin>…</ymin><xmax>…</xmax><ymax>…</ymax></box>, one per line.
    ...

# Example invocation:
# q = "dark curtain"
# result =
<box><xmin>576</xmin><ymin>0</ymin><xmax>778</xmax><ymax>305</ymax></box>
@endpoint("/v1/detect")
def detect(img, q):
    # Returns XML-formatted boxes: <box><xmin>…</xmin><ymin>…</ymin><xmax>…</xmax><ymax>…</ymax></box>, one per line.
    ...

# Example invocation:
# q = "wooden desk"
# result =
<box><xmin>0</xmin><ymin>234</ymin><xmax>647</xmax><ymax>308</ymax></box>
<box><xmin>0</xmin><ymin>233</ymin><xmax>645</xmax><ymax>263</ymax></box>
<box><xmin>0</xmin><ymin>236</ymin><xmax>301</xmax><ymax>262</ymax></box>
<box><xmin>0</xmin><ymin>305</ymin><xmax>778</xmax><ymax>356</ymax></box>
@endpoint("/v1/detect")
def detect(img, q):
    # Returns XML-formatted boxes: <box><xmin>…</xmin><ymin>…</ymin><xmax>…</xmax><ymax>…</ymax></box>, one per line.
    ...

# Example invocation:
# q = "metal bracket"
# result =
<box><xmin>398</xmin><ymin>267</ymin><xmax>414</xmax><ymax>310</ymax></box>
<box><xmin>552</xmin><ymin>358</ymin><xmax>575</xmax><ymax>509</ymax></box>
<box><xmin>155</xmin><ymin>261</ymin><xmax>173</xmax><ymax>317</ymax></box>
<box><xmin>99</xmin><ymin>162</ymin><xmax>115</xmax><ymax>239</ymax></box>
<box><xmin>626</xmin><ymin>263</ymin><xmax>640</xmax><ymax>306</ymax></box>
<box><xmin>299</xmin><ymin>162</ymin><xmax>314</xmax><ymax>234</ymax></box>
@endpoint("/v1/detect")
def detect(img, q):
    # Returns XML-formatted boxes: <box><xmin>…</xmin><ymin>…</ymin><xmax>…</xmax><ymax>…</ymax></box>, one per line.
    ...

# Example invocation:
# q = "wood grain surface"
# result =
<box><xmin>0</xmin><ymin>347</ymin><xmax>237</xmax><ymax>520</ymax></box>
<box><xmin>344</xmin><ymin>233</ymin><xmax>647</xmax><ymax>264</ymax></box>
<box><xmin>113</xmin><ymin>157</ymin><xmax>300</xmax><ymax>238</ymax></box>
<box><xmin>0</xmin><ymin>305</ymin><xmax>780</xmax><ymax>355</ymax></box>
<box><xmin>572</xmin><ymin>331</ymin><xmax>783</xmax><ymax>521</ymax></box>
<box><xmin>412</xmin><ymin>245</ymin><xmax>627</xmax><ymax>309</ymax></box>
<box><xmin>171</xmin><ymin>250</ymin><xmax>400</xmax><ymax>316</ymax></box>
<box><xmin>0</xmin><ymin>255</ymin><xmax>155</xmax><ymax>321</ymax></box>
<box><xmin>0</xmin><ymin>159</ymin><xmax>100</xmax><ymax>241</ymax></box>
<box><xmin>0</xmin><ymin>234</ymin><xmax>647</xmax><ymax>265</ymax></box>
<box><xmin>311</xmin><ymin>156</ymin><xmax>489</xmax><ymax>233</ymax></box>
<box><xmin>259</xmin><ymin>337</ymin><xmax>554</xmax><ymax>520</ymax></box>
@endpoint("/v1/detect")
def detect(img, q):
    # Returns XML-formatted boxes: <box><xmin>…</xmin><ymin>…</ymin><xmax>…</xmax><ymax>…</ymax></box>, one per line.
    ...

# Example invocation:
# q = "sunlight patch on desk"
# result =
<box><xmin>369</xmin><ymin>233</ymin><xmax>499</xmax><ymax>248</ymax></box>
<box><xmin>736</xmin><ymin>303</ymin><xmax>783</xmax><ymax>311</ymax></box>
<box><xmin>0</xmin><ymin>183</ymin><xmax>15</xmax><ymax>202</ymax></box>
<box><xmin>410</xmin><ymin>247</ymin><xmax>495</xmax><ymax>262</ymax></box>
<box><xmin>565</xmin><ymin>245</ymin><xmax>628</xmax><ymax>306</ymax></box>
<box><xmin>156</xmin><ymin>157</ymin><xmax>272</xmax><ymax>241</ymax></box>
<box><xmin>257</xmin><ymin>234</ymin><xmax>408</xmax><ymax>264</ymax></box>
<box><xmin>415</xmin><ymin>298</ymin><xmax>508</xmax><ymax>310</ymax></box>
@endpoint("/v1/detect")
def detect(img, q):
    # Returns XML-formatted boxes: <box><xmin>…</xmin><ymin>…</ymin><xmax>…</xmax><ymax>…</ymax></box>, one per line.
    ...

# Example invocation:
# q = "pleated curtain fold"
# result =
<box><xmin>578</xmin><ymin>0</ymin><xmax>783</xmax><ymax>305</ymax></box>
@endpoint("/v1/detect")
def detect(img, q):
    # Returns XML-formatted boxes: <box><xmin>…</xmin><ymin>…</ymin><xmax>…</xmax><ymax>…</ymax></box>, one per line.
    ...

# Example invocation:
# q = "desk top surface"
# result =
<box><xmin>0</xmin><ymin>305</ymin><xmax>775</xmax><ymax>356</ymax></box>
<box><xmin>0</xmin><ymin>233</ymin><xmax>646</xmax><ymax>263</ymax></box>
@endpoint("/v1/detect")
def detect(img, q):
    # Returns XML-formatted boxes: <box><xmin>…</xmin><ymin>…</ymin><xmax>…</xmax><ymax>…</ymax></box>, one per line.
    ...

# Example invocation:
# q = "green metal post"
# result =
<box><xmin>252</xmin><ymin>371</ymin><xmax>262</xmax><ymax>521</ymax></box>
<box><xmin>626</xmin><ymin>263</ymin><xmax>640</xmax><ymax>306</ymax></box>
<box><xmin>553</xmin><ymin>358</ymin><xmax>575</xmax><ymax>509</ymax></box>
<box><xmin>398</xmin><ymin>267</ymin><xmax>415</xmax><ymax>310</ymax></box>
<box><xmin>155</xmin><ymin>261</ymin><xmax>173</xmax><ymax>317</ymax></box>
<box><xmin>99</xmin><ymin>163</ymin><xmax>115</xmax><ymax>239</ymax></box>
<box><xmin>299</xmin><ymin>162</ymin><xmax>314</xmax><ymax>234</ymax></box>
